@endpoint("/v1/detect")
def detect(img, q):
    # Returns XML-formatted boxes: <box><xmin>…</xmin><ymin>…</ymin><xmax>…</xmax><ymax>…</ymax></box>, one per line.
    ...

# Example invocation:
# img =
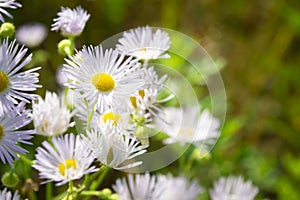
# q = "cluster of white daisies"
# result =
<box><xmin>0</xmin><ymin>1</ymin><xmax>259</xmax><ymax>200</ymax></box>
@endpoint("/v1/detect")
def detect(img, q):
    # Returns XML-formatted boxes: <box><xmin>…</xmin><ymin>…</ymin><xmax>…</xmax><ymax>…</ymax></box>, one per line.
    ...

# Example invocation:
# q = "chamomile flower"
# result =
<box><xmin>116</xmin><ymin>26</ymin><xmax>171</xmax><ymax>60</ymax></box>
<box><xmin>113</xmin><ymin>173</ymin><xmax>164</xmax><ymax>200</ymax></box>
<box><xmin>157</xmin><ymin>174</ymin><xmax>202</xmax><ymax>200</ymax></box>
<box><xmin>0</xmin><ymin>188</ymin><xmax>20</xmax><ymax>200</ymax></box>
<box><xmin>51</xmin><ymin>6</ymin><xmax>90</xmax><ymax>37</ymax></box>
<box><xmin>33</xmin><ymin>134</ymin><xmax>97</xmax><ymax>186</ymax></box>
<box><xmin>210</xmin><ymin>176</ymin><xmax>259</xmax><ymax>200</ymax></box>
<box><xmin>63</xmin><ymin>45</ymin><xmax>144</xmax><ymax>113</ymax></box>
<box><xmin>0</xmin><ymin>103</ymin><xmax>34</xmax><ymax>167</ymax></box>
<box><xmin>158</xmin><ymin>106</ymin><xmax>220</xmax><ymax>151</ymax></box>
<box><xmin>0</xmin><ymin>0</ymin><xmax>21</xmax><ymax>22</ymax></box>
<box><xmin>0</xmin><ymin>39</ymin><xmax>41</xmax><ymax>115</ymax></box>
<box><xmin>32</xmin><ymin>91</ymin><xmax>73</xmax><ymax>136</ymax></box>
<box><xmin>16</xmin><ymin>22</ymin><xmax>47</xmax><ymax>47</ymax></box>
<box><xmin>82</xmin><ymin>127</ymin><xmax>147</xmax><ymax>170</ymax></box>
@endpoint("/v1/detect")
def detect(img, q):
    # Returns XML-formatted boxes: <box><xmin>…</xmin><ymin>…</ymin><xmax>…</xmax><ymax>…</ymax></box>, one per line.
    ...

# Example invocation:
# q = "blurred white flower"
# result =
<box><xmin>0</xmin><ymin>39</ymin><xmax>41</xmax><ymax>114</ymax></box>
<box><xmin>0</xmin><ymin>188</ymin><xmax>20</xmax><ymax>200</ymax></box>
<box><xmin>210</xmin><ymin>176</ymin><xmax>259</xmax><ymax>200</ymax></box>
<box><xmin>0</xmin><ymin>0</ymin><xmax>21</xmax><ymax>22</ymax></box>
<box><xmin>116</xmin><ymin>26</ymin><xmax>171</xmax><ymax>60</ymax></box>
<box><xmin>158</xmin><ymin>106</ymin><xmax>220</xmax><ymax>151</ymax></box>
<box><xmin>16</xmin><ymin>23</ymin><xmax>47</xmax><ymax>47</ymax></box>
<box><xmin>32</xmin><ymin>91</ymin><xmax>73</xmax><ymax>136</ymax></box>
<box><xmin>33</xmin><ymin>134</ymin><xmax>97</xmax><ymax>186</ymax></box>
<box><xmin>82</xmin><ymin>127</ymin><xmax>147</xmax><ymax>170</ymax></box>
<box><xmin>0</xmin><ymin>103</ymin><xmax>34</xmax><ymax>167</ymax></box>
<box><xmin>51</xmin><ymin>6</ymin><xmax>90</xmax><ymax>37</ymax></box>
<box><xmin>113</xmin><ymin>173</ymin><xmax>202</xmax><ymax>200</ymax></box>
<box><xmin>63</xmin><ymin>45</ymin><xmax>144</xmax><ymax>113</ymax></box>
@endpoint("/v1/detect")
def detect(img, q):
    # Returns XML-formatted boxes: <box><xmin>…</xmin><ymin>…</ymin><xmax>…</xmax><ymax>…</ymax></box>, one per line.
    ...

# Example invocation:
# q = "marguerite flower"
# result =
<box><xmin>82</xmin><ymin>127</ymin><xmax>147</xmax><ymax>170</ymax></box>
<box><xmin>210</xmin><ymin>176</ymin><xmax>259</xmax><ymax>200</ymax></box>
<box><xmin>0</xmin><ymin>0</ymin><xmax>21</xmax><ymax>22</ymax></box>
<box><xmin>157</xmin><ymin>174</ymin><xmax>202</xmax><ymax>200</ymax></box>
<box><xmin>16</xmin><ymin>22</ymin><xmax>47</xmax><ymax>47</ymax></box>
<box><xmin>0</xmin><ymin>188</ymin><xmax>20</xmax><ymax>200</ymax></box>
<box><xmin>32</xmin><ymin>91</ymin><xmax>73</xmax><ymax>136</ymax></box>
<box><xmin>0</xmin><ymin>103</ymin><xmax>34</xmax><ymax>166</ymax></box>
<box><xmin>51</xmin><ymin>6</ymin><xmax>90</xmax><ymax>37</ymax></box>
<box><xmin>113</xmin><ymin>173</ymin><xmax>164</xmax><ymax>200</ymax></box>
<box><xmin>158</xmin><ymin>106</ymin><xmax>220</xmax><ymax>151</ymax></box>
<box><xmin>0</xmin><ymin>39</ymin><xmax>41</xmax><ymax>115</ymax></box>
<box><xmin>113</xmin><ymin>173</ymin><xmax>202</xmax><ymax>200</ymax></box>
<box><xmin>33</xmin><ymin>133</ymin><xmax>97</xmax><ymax>186</ymax></box>
<box><xmin>116</xmin><ymin>26</ymin><xmax>171</xmax><ymax>60</ymax></box>
<box><xmin>63</xmin><ymin>45</ymin><xmax>144</xmax><ymax>113</ymax></box>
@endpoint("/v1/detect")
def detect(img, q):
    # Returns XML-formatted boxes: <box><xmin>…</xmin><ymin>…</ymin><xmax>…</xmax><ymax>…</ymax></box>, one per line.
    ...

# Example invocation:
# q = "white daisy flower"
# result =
<box><xmin>130</xmin><ymin>66</ymin><xmax>170</xmax><ymax>125</ymax></box>
<box><xmin>157</xmin><ymin>174</ymin><xmax>202</xmax><ymax>200</ymax></box>
<box><xmin>0</xmin><ymin>188</ymin><xmax>20</xmax><ymax>200</ymax></box>
<box><xmin>210</xmin><ymin>176</ymin><xmax>259</xmax><ymax>200</ymax></box>
<box><xmin>113</xmin><ymin>173</ymin><xmax>164</xmax><ymax>200</ymax></box>
<box><xmin>33</xmin><ymin>133</ymin><xmax>97</xmax><ymax>186</ymax></box>
<box><xmin>82</xmin><ymin>127</ymin><xmax>147</xmax><ymax>170</ymax></box>
<box><xmin>0</xmin><ymin>0</ymin><xmax>21</xmax><ymax>22</ymax></box>
<box><xmin>16</xmin><ymin>22</ymin><xmax>47</xmax><ymax>47</ymax></box>
<box><xmin>51</xmin><ymin>6</ymin><xmax>90</xmax><ymax>37</ymax></box>
<box><xmin>116</xmin><ymin>26</ymin><xmax>171</xmax><ymax>60</ymax></box>
<box><xmin>0</xmin><ymin>39</ymin><xmax>41</xmax><ymax>115</ymax></box>
<box><xmin>0</xmin><ymin>102</ymin><xmax>34</xmax><ymax>167</ymax></box>
<box><xmin>63</xmin><ymin>45</ymin><xmax>144</xmax><ymax>113</ymax></box>
<box><xmin>158</xmin><ymin>106</ymin><xmax>220</xmax><ymax>151</ymax></box>
<box><xmin>32</xmin><ymin>91</ymin><xmax>73</xmax><ymax>136</ymax></box>
<box><xmin>113</xmin><ymin>173</ymin><xmax>202</xmax><ymax>200</ymax></box>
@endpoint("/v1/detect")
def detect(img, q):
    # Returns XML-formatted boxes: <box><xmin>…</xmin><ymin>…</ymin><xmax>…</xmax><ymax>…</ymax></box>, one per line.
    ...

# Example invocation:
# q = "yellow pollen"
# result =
<box><xmin>102</xmin><ymin>112</ymin><xmax>121</xmax><ymax>126</ymax></box>
<box><xmin>0</xmin><ymin>125</ymin><xmax>4</xmax><ymax>141</ymax></box>
<box><xmin>139</xmin><ymin>47</ymin><xmax>147</xmax><ymax>52</ymax></box>
<box><xmin>58</xmin><ymin>159</ymin><xmax>77</xmax><ymax>176</ymax></box>
<box><xmin>130</xmin><ymin>96</ymin><xmax>137</xmax><ymax>108</ymax></box>
<box><xmin>0</xmin><ymin>71</ymin><xmax>9</xmax><ymax>94</ymax></box>
<box><xmin>138</xmin><ymin>90</ymin><xmax>145</xmax><ymax>98</ymax></box>
<box><xmin>179</xmin><ymin>128</ymin><xmax>194</xmax><ymax>136</ymax></box>
<box><xmin>92</xmin><ymin>73</ymin><xmax>115</xmax><ymax>92</ymax></box>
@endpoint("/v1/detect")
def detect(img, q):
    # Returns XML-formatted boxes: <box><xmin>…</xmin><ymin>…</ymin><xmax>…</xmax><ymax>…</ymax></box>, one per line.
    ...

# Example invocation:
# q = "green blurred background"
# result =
<box><xmin>4</xmin><ymin>0</ymin><xmax>300</xmax><ymax>199</ymax></box>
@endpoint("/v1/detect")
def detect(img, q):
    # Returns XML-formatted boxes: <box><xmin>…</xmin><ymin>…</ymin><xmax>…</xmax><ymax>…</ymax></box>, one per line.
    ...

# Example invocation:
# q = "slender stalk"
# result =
<box><xmin>46</xmin><ymin>182</ymin><xmax>52</xmax><ymax>200</ymax></box>
<box><xmin>69</xmin><ymin>36</ymin><xmax>75</xmax><ymax>55</ymax></box>
<box><xmin>90</xmin><ymin>166</ymin><xmax>110</xmax><ymax>190</ymax></box>
<box><xmin>17</xmin><ymin>154</ymin><xmax>34</xmax><ymax>166</ymax></box>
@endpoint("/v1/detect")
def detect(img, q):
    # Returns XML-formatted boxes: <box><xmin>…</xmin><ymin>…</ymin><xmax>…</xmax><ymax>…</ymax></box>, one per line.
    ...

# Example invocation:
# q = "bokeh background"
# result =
<box><xmin>1</xmin><ymin>0</ymin><xmax>300</xmax><ymax>199</ymax></box>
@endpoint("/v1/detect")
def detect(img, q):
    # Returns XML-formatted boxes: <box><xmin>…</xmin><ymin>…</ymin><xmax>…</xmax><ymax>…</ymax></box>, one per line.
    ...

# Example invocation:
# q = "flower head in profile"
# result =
<box><xmin>116</xmin><ymin>26</ymin><xmax>171</xmax><ymax>60</ymax></box>
<box><xmin>33</xmin><ymin>134</ymin><xmax>97</xmax><ymax>186</ymax></box>
<box><xmin>0</xmin><ymin>103</ymin><xmax>34</xmax><ymax>167</ymax></box>
<box><xmin>113</xmin><ymin>173</ymin><xmax>202</xmax><ymax>200</ymax></box>
<box><xmin>210</xmin><ymin>176</ymin><xmax>259</xmax><ymax>200</ymax></box>
<box><xmin>63</xmin><ymin>45</ymin><xmax>144</xmax><ymax>113</ymax></box>
<box><xmin>0</xmin><ymin>0</ymin><xmax>21</xmax><ymax>22</ymax></box>
<box><xmin>0</xmin><ymin>188</ymin><xmax>20</xmax><ymax>200</ymax></box>
<box><xmin>113</xmin><ymin>173</ymin><xmax>164</xmax><ymax>200</ymax></box>
<box><xmin>51</xmin><ymin>6</ymin><xmax>90</xmax><ymax>37</ymax></box>
<box><xmin>32</xmin><ymin>91</ymin><xmax>73</xmax><ymax>136</ymax></box>
<box><xmin>0</xmin><ymin>39</ymin><xmax>41</xmax><ymax>115</ymax></box>
<box><xmin>16</xmin><ymin>22</ymin><xmax>47</xmax><ymax>47</ymax></box>
<box><xmin>82</xmin><ymin>127</ymin><xmax>147</xmax><ymax>170</ymax></box>
<box><xmin>158</xmin><ymin>106</ymin><xmax>220</xmax><ymax>151</ymax></box>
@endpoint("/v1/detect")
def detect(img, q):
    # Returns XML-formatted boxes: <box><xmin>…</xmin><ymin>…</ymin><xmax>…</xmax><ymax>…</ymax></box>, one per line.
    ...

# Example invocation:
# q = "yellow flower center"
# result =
<box><xmin>92</xmin><ymin>73</ymin><xmax>115</xmax><ymax>92</ymax></box>
<box><xmin>0</xmin><ymin>125</ymin><xmax>4</xmax><ymax>141</ymax></box>
<box><xmin>102</xmin><ymin>112</ymin><xmax>121</xmax><ymax>126</ymax></box>
<box><xmin>0</xmin><ymin>71</ymin><xmax>9</xmax><ymax>94</ymax></box>
<box><xmin>58</xmin><ymin>159</ymin><xmax>77</xmax><ymax>176</ymax></box>
<box><xmin>130</xmin><ymin>90</ymin><xmax>145</xmax><ymax>108</ymax></box>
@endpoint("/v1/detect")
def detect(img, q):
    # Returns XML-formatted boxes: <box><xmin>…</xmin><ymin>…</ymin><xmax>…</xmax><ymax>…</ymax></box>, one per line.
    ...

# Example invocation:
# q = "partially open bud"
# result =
<box><xmin>1</xmin><ymin>171</ymin><xmax>19</xmax><ymax>188</ymax></box>
<box><xmin>0</xmin><ymin>22</ymin><xmax>15</xmax><ymax>38</ymax></box>
<box><xmin>58</xmin><ymin>39</ymin><xmax>72</xmax><ymax>56</ymax></box>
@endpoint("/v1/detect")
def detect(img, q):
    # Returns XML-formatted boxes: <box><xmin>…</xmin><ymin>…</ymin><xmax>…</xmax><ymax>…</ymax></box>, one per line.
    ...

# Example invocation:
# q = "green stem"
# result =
<box><xmin>90</xmin><ymin>166</ymin><xmax>110</xmax><ymax>190</ymax></box>
<box><xmin>69</xmin><ymin>36</ymin><xmax>75</xmax><ymax>55</ymax></box>
<box><xmin>28</xmin><ymin>191</ymin><xmax>37</xmax><ymax>200</ymax></box>
<box><xmin>18</xmin><ymin>154</ymin><xmax>34</xmax><ymax>166</ymax></box>
<box><xmin>67</xmin><ymin>180</ymin><xmax>74</xmax><ymax>200</ymax></box>
<box><xmin>46</xmin><ymin>182</ymin><xmax>52</xmax><ymax>200</ymax></box>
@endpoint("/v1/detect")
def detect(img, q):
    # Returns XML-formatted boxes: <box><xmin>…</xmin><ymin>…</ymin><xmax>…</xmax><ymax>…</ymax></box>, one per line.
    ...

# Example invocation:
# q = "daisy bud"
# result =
<box><xmin>1</xmin><ymin>171</ymin><xmax>19</xmax><ymax>188</ymax></box>
<box><xmin>58</xmin><ymin>39</ymin><xmax>72</xmax><ymax>56</ymax></box>
<box><xmin>0</xmin><ymin>22</ymin><xmax>15</xmax><ymax>38</ymax></box>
